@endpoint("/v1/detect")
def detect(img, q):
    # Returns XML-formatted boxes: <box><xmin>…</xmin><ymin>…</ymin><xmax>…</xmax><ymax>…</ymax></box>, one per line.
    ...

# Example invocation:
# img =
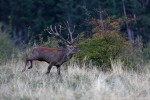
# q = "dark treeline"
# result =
<box><xmin>0</xmin><ymin>0</ymin><xmax>150</xmax><ymax>43</ymax></box>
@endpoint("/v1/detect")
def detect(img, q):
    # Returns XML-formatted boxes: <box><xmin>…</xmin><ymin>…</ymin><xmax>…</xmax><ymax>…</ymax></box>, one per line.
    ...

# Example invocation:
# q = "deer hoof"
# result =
<box><xmin>28</xmin><ymin>66</ymin><xmax>32</xmax><ymax>69</ymax></box>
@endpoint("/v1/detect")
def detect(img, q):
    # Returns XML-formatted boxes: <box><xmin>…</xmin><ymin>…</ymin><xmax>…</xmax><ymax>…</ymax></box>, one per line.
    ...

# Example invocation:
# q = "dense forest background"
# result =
<box><xmin>0</xmin><ymin>0</ymin><xmax>150</xmax><ymax>43</ymax></box>
<box><xmin>0</xmin><ymin>0</ymin><xmax>150</xmax><ymax>69</ymax></box>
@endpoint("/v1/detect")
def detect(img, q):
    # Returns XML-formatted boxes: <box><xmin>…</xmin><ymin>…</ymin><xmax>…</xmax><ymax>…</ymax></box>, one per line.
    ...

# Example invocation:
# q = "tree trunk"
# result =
<box><xmin>99</xmin><ymin>8</ymin><xmax>104</xmax><ymax>30</ymax></box>
<box><xmin>122</xmin><ymin>0</ymin><xmax>134</xmax><ymax>41</ymax></box>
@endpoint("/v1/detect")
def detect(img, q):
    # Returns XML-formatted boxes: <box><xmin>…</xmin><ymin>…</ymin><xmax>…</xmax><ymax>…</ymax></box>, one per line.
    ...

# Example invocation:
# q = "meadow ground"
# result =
<box><xmin>0</xmin><ymin>59</ymin><xmax>150</xmax><ymax>100</ymax></box>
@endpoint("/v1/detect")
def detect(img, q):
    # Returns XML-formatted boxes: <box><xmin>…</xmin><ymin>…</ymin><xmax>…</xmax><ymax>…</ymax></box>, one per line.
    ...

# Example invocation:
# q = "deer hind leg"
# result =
<box><xmin>22</xmin><ymin>58</ymin><xmax>33</xmax><ymax>72</ymax></box>
<box><xmin>56</xmin><ymin>65</ymin><xmax>61</xmax><ymax>76</ymax></box>
<box><xmin>46</xmin><ymin>63</ymin><xmax>53</xmax><ymax>74</ymax></box>
<box><xmin>28</xmin><ymin>61</ymin><xmax>33</xmax><ymax>69</ymax></box>
<box><xmin>22</xmin><ymin>59</ymin><xmax>30</xmax><ymax>72</ymax></box>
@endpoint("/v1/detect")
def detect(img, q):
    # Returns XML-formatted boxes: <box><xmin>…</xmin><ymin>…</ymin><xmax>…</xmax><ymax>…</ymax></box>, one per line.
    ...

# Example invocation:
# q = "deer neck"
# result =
<box><xmin>62</xmin><ymin>47</ymin><xmax>74</xmax><ymax>60</ymax></box>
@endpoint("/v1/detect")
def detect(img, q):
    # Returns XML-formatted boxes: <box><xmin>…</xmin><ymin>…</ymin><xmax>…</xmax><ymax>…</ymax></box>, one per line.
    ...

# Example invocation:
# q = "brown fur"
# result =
<box><xmin>22</xmin><ymin>46</ymin><xmax>78</xmax><ymax>75</ymax></box>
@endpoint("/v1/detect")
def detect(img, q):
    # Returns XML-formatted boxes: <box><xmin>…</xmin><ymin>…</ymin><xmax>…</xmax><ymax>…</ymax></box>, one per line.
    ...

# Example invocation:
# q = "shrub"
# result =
<box><xmin>76</xmin><ymin>33</ymin><xmax>125</xmax><ymax>70</ymax></box>
<box><xmin>76</xmin><ymin>17</ymin><xmax>126</xmax><ymax>70</ymax></box>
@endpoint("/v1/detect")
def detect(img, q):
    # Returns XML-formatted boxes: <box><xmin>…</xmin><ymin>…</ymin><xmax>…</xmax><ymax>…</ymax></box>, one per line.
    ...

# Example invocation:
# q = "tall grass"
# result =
<box><xmin>0</xmin><ymin>58</ymin><xmax>150</xmax><ymax>100</ymax></box>
<box><xmin>0</xmin><ymin>23</ymin><xmax>18</xmax><ymax>64</ymax></box>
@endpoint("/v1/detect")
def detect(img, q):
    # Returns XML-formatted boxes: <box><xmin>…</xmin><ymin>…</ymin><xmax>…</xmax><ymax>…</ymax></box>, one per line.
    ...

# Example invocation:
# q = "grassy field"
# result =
<box><xmin>0</xmin><ymin>58</ymin><xmax>150</xmax><ymax>100</ymax></box>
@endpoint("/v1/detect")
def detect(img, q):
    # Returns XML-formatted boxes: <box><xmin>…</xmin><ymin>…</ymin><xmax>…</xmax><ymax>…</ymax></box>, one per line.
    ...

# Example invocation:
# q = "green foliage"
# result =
<box><xmin>76</xmin><ymin>17</ymin><xmax>126</xmax><ymax>70</ymax></box>
<box><xmin>76</xmin><ymin>34</ymin><xmax>125</xmax><ymax>69</ymax></box>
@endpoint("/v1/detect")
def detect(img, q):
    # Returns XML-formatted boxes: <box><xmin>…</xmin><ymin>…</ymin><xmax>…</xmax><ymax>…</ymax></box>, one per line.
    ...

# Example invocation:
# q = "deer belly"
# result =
<box><xmin>38</xmin><ymin>58</ymin><xmax>45</xmax><ymax>61</ymax></box>
<box><xmin>36</xmin><ymin>55</ymin><xmax>51</xmax><ymax>63</ymax></box>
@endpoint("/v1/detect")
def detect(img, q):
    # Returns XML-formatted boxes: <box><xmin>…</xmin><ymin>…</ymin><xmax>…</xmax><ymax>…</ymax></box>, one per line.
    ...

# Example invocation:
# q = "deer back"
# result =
<box><xmin>29</xmin><ymin>47</ymin><xmax>63</xmax><ymax>63</ymax></box>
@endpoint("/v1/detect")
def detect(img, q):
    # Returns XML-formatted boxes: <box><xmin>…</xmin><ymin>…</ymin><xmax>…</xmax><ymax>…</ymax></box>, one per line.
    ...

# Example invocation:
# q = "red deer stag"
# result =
<box><xmin>22</xmin><ymin>23</ymin><xmax>79</xmax><ymax>75</ymax></box>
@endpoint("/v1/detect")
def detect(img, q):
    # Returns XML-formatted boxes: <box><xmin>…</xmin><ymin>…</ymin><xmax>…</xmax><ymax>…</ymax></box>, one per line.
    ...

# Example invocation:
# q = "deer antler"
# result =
<box><xmin>65</xmin><ymin>21</ymin><xmax>76</xmax><ymax>44</ymax></box>
<box><xmin>46</xmin><ymin>22</ymin><xmax>79</xmax><ymax>45</ymax></box>
<box><xmin>46</xmin><ymin>25</ymin><xmax>71</xmax><ymax>45</ymax></box>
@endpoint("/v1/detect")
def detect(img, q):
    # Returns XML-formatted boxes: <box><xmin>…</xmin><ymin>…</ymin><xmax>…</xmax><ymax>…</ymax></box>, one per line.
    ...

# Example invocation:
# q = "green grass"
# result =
<box><xmin>0</xmin><ymin>58</ymin><xmax>150</xmax><ymax>100</ymax></box>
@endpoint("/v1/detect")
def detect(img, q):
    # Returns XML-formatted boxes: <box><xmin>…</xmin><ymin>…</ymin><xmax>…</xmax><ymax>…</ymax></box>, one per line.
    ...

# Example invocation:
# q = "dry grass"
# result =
<box><xmin>0</xmin><ymin>58</ymin><xmax>150</xmax><ymax>100</ymax></box>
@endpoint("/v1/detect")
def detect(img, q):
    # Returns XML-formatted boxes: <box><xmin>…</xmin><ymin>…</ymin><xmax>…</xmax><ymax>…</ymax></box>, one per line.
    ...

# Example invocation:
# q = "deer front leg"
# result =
<box><xmin>46</xmin><ymin>63</ymin><xmax>52</xmax><ymax>74</ymax></box>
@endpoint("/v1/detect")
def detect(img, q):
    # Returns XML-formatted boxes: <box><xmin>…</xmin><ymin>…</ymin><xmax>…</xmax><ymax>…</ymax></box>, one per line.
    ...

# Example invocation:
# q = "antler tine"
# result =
<box><xmin>50</xmin><ymin>25</ymin><xmax>53</xmax><ymax>32</ymax></box>
<box><xmin>73</xmin><ymin>33</ymin><xmax>80</xmax><ymax>44</ymax></box>
<box><xmin>47</xmin><ymin>24</ymin><xmax>73</xmax><ymax>45</ymax></box>
<box><xmin>70</xmin><ymin>25</ymin><xmax>76</xmax><ymax>43</ymax></box>
<box><xmin>65</xmin><ymin>21</ymin><xmax>75</xmax><ymax>44</ymax></box>
<box><xmin>72</xmin><ymin>25</ymin><xmax>76</xmax><ymax>33</ymax></box>
<box><xmin>69</xmin><ymin>24</ymin><xmax>76</xmax><ymax>33</ymax></box>
<box><xmin>59</xmin><ymin>25</ymin><xmax>62</xmax><ymax>34</ymax></box>
<box><xmin>47</xmin><ymin>25</ymin><xmax>54</xmax><ymax>34</ymax></box>
<box><xmin>46</xmin><ymin>26</ymin><xmax>53</xmax><ymax>34</ymax></box>
<box><xmin>54</xmin><ymin>26</ymin><xmax>59</xmax><ymax>36</ymax></box>
<box><xmin>53</xmin><ymin>25</ymin><xmax>71</xmax><ymax>45</ymax></box>
<box><xmin>66</xmin><ymin>21</ymin><xmax>75</xmax><ymax>33</ymax></box>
